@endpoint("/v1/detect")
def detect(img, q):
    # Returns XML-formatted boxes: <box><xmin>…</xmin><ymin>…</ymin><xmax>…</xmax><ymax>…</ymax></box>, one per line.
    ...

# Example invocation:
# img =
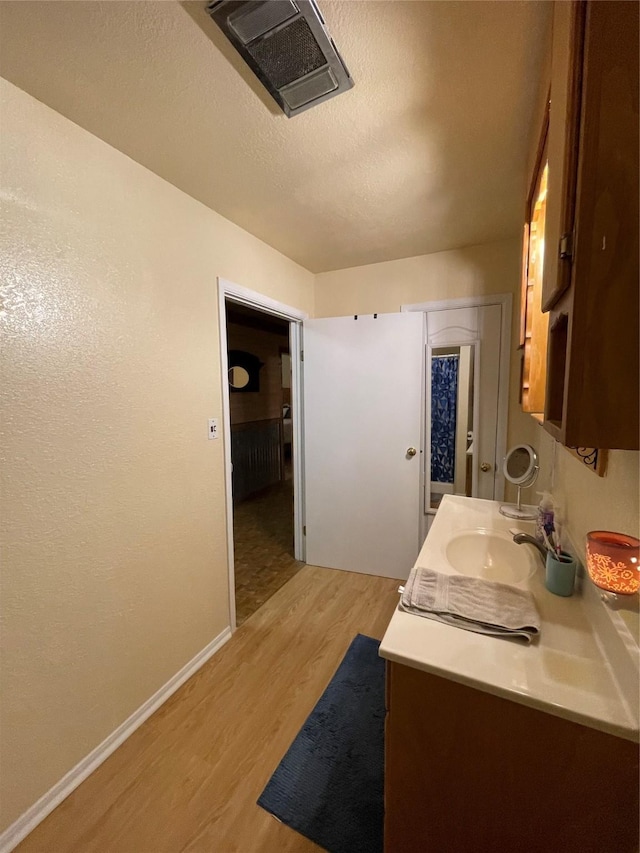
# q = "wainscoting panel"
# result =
<box><xmin>231</xmin><ymin>419</ymin><xmax>283</xmax><ymax>503</ymax></box>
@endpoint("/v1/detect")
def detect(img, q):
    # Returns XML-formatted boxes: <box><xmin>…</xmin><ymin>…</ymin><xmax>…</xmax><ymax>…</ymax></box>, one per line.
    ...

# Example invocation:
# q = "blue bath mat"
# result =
<box><xmin>257</xmin><ymin>634</ymin><xmax>385</xmax><ymax>853</ymax></box>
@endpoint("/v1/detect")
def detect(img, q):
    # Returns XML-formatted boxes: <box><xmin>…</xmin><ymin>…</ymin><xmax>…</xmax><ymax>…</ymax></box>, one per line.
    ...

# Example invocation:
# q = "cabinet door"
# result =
<box><xmin>521</xmin><ymin>129</ymin><xmax>549</xmax><ymax>418</ymax></box>
<box><xmin>562</xmin><ymin>0</ymin><xmax>639</xmax><ymax>449</ymax></box>
<box><xmin>542</xmin><ymin>1</ymin><xmax>585</xmax><ymax>312</ymax></box>
<box><xmin>384</xmin><ymin>663</ymin><xmax>639</xmax><ymax>853</ymax></box>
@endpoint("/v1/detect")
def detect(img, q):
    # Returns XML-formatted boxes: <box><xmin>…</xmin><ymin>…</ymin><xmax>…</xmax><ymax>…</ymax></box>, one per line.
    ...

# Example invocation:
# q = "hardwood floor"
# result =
<box><xmin>17</xmin><ymin>566</ymin><xmax>400</xmax><ymax>853</ymax></box>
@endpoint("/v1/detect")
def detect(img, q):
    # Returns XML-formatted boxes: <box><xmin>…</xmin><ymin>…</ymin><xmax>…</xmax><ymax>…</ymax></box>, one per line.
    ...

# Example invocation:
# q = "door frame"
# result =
<box><xmin>401</xmin><ymin>294</ymin><xmax>512</xmax><ymax>530</ymax></box>
<box><xmin>217</xmin><ymin>278</ymin><xmax>308</xmax><ymax>632</ymax></box>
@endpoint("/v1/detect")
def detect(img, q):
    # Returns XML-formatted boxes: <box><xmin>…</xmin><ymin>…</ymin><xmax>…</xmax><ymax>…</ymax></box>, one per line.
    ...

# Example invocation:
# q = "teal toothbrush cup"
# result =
<box><xmin>545</xmin><ymin>550</ymin><xmax>577</xmax><ymax>597</ymax></box>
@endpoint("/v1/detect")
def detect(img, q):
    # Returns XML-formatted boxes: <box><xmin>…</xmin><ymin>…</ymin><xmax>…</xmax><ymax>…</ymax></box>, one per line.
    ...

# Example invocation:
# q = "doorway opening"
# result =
<box><xmin>218</xmin><ymin>279</ymin><xmax>306</xmax><ymax>631</ymax></box>
<box><xmin>429</xmin><ymin>344</ymin><xmax>475</xmax><ymax>510</ymax></box>
<box><xmin>402</xmin><ymin>294</ymin><xmax>512</xmax><ymax>540</ymax></box>
<box><xmin>225</xmin><ymin>301</ymin><xmax>302</xmax><ymax>625</ymax></box>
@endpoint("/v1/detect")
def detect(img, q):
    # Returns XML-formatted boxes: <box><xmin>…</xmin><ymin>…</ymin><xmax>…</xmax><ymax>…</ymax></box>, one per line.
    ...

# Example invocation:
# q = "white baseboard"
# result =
<box><xmin>0</xmin><ymin>627</ymin><xmax>232</xmax><ymax>853</ymax></box>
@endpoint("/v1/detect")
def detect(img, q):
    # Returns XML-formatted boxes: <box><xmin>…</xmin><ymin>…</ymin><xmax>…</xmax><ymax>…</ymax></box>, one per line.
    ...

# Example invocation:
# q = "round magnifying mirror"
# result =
<box><xmin>229</xmin><ymin>366</ymin><xmax>250</xmax><ymax>389</ymax></box>
<box><xmin>499</xmin><ymin>444</ymin><xmax>539</xmax><ymax>519</ymax></box>
<box><xmin>503</xmin><ymin>444</ymin><xmax>538</xmax><ymax>485</ymax></box>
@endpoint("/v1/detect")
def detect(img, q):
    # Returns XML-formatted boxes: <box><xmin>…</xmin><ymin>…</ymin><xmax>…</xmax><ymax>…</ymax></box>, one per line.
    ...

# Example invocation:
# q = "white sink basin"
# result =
<box><xmin>445</xmin><ymin>528</ymin><xmax>537</xmax><ymax>584</ymax></box>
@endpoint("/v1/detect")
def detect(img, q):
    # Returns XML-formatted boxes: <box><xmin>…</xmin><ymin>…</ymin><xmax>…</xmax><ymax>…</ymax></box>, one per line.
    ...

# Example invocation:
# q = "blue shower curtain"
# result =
<box><xmin>431</xmin><ymin>355</ymin><xmax>459</xmax><ymax>483</ymax></box>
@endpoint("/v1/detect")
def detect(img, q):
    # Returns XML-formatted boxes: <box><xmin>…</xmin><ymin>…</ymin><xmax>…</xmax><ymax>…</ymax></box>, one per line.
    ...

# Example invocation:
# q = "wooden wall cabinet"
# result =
<box><xmin>384</xmin><ymin>662</ymin><xmax>639</xmax><ymax>853</ymax></box>
<box><xmin>540</xmin><ymin>1</ymin><xmax>639</xmax><ymax>449</ymax></box>
<box><xmin>520</xmin><ymin>137</ymin><xmax>549</xmax><ymax>420</ymax></box>
<box><xmin>542</xmin><ymin>1</ymin><xmax>585</xmax><ymax>314</ymax></box>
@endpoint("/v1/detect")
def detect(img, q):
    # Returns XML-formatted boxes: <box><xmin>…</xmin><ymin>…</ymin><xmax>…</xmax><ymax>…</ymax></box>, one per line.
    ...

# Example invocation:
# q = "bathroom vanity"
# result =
<box><xmin>379</xmin><ymin>495</ymin><xmax>639</xmax><ymax>853</ymax></box>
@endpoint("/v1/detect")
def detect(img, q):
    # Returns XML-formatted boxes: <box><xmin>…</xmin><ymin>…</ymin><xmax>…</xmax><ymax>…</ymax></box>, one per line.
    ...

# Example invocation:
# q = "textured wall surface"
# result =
<box><xmin>0</xmin><ymin>78</ymin><xmax>313</xmax><ymax>832</ymax></box>
<box><xmin>0</xmin><ymin>0</ymin><xmax>552</xmax><ymax>271</ymax></box>
<box><xmin>315</xmin><ymin>238</ymin><xmax>536</xmax><ymax>474</ymax></box>
<box><xmin>315</xmin><ymin>245</ymin><xmax>640</xmax><ymax>535</ymax></box>
<box><xmin>533</xmin><ymin>434</ymin><xmax>639</xmax><ymax>553</ymax></box>
<box><xmin>2</xmin><ymin>5</ymin><xmax>635</xmax><ymax>831</ymax></box>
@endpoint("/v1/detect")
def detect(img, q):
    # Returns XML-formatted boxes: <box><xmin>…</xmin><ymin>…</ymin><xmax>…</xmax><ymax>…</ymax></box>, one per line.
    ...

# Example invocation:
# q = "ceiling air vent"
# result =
<box><xmin>206</xmin><ymin>0</ymin><xmax>353</xmax><ymax>117</ymax></box>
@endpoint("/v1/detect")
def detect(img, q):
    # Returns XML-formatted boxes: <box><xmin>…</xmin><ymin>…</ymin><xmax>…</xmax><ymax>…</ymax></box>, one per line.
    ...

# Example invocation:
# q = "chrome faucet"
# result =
<box><xmin>512</xmin><ymin>533</ymin><xmax>547</xmax><ymax>565</ymax></box>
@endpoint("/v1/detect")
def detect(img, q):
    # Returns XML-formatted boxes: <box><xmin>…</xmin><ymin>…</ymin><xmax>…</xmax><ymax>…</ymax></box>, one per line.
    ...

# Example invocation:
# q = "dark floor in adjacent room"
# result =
<box><xmin>233</xmin><ymin>473</ymin><xmax>304</xmax><ymax>626</ymax></box>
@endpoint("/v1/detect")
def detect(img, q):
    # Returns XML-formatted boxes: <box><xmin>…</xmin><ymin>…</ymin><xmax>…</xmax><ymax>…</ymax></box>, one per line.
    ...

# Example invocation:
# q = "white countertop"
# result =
<box><xmin>379</xmin><ymin>495</ymin><xmax>639</xmax><ymax>742</ymax></box>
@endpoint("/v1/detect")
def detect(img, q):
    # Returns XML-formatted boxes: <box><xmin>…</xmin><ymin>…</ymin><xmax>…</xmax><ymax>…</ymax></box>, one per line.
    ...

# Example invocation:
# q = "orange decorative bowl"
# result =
<box><xmin>586</xmin><ymin>531</ymin><xmax>640</xmax><ymax>595</ymax></box>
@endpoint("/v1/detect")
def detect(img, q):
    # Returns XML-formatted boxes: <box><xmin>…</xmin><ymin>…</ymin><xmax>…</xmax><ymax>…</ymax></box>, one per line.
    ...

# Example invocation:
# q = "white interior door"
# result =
<box><xmin>303</xmin><ymin>313</ymin><xmax>424</xmax><ymax>580</ymax></box>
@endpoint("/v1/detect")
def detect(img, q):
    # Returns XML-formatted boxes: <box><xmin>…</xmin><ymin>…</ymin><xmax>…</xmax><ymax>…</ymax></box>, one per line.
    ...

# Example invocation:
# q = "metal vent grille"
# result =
<box><xmin>246</xmin><ymin>17</ymin><xmax>325</xmax><ymax>90</ymax></box>
<box><xmin>206</xmin><ymin>0</ymin><xmax>353</xmax><ymax>117</ymax></box>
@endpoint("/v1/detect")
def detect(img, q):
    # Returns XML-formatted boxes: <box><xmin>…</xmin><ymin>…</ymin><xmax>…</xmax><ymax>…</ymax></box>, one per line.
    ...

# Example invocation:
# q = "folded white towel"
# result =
<box><xmin>399</xmin><ymin>566</ymin><xmax>540</xmax><ymax>643</ymax></box>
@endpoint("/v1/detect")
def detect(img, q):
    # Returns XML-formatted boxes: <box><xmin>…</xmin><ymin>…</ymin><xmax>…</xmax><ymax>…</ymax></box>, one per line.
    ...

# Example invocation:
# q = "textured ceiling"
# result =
<box><xmin>0</xmin><ymin>1</ymin><xmax>551</xmax><ymax>273</ymax></box>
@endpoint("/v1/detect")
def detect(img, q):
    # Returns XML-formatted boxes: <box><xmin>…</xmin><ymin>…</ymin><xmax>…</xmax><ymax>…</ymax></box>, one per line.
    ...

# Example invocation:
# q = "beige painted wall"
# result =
<box><xmin>533</xmin><ymin>433</ymin><xmax>640</xmax><ymax>555</ymax></box>
<box><xmin>0</xmin><ymin>78</ymin><xmax>314</xmax><ymax>832</ymax></box>
<box><xmin>315</xmin><ymin>239</ymin><xmax>538</xmax><ymax>478</ymax></box>
<box><xmin>314</xmin><ymin>233</ymin><xmax>639</xmax><ymax>562</ymax></box>
<box><xmin>3</xmin><ymin>9</ymin><xmax>638</xmax><ymax>832</ymax></box>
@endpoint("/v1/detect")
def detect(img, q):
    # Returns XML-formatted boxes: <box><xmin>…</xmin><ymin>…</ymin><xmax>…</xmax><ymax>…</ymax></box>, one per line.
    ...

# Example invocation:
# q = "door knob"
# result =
<box><xmin>406</xmin><ymin>447</ymin><xmax>417</xmax><ymax>457</ymax></box>
<box><xmin>480</xmin><ymin>462</ymin><xmax>492</xmax><ymax>472</ymax></box>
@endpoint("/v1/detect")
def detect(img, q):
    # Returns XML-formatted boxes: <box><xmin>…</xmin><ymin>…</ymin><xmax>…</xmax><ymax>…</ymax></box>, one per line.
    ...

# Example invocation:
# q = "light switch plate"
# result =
<box><xmin>208</xmin><ymin>418</ymin><xmax>219</xmax><ymax>440</ymax></box>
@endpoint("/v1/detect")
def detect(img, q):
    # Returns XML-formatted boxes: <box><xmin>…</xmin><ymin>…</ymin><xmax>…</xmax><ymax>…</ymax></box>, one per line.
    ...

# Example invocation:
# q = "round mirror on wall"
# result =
<box><xmin>227</xmin><ymin>350</ymin><xmax>263</xmax><ymax>392</ymax></box>
<box><xmin>499</xmin><ymin>444</ymin><xmax>539</xmax><ymax>519</ymax></box>
<box><xmin>228</xmin><ymin>366</ymin><xmax>250</xmax><ymax>389</ymax></box>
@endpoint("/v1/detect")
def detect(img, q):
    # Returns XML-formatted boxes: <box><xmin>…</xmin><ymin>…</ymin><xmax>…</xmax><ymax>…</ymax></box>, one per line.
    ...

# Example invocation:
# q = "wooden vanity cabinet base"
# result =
<box><xmin>384</xmin><ymin>662</ymin><xmax>639</xmax><ymax>853</ymax></box>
